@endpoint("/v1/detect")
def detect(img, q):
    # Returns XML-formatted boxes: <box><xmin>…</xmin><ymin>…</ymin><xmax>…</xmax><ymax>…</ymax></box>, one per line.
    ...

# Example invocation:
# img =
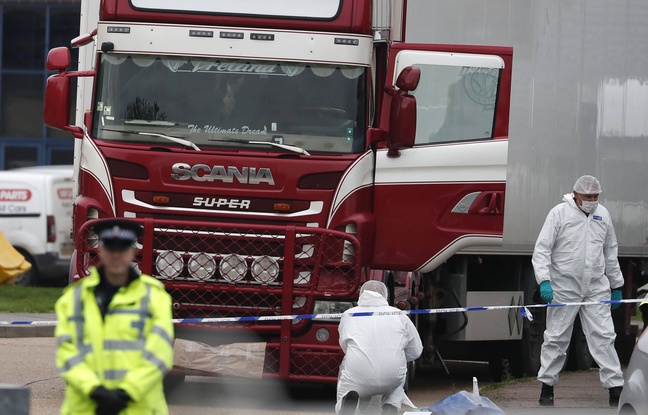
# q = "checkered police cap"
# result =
<box><xmin>92</xmin><ymin>218</ymin><xmax>143</xmax><ymax>250</ymax></box>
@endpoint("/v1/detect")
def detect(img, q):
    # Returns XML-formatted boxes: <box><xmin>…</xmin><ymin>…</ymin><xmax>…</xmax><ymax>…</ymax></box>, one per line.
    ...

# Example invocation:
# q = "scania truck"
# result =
<box><xmin>43</xmin><ymin>0</ymin><xmax>513</xmax><ymax>382</ymax></box>
<box><xmin>45</xmin><ymin>0</ymin><xmax>647</xmax><ymax>384</ymax></box>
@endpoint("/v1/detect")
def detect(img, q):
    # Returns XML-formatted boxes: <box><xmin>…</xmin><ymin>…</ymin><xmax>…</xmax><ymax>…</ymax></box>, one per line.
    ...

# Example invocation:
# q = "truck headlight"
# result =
<box><xmin>219</xmin><ymin>254</ymin><xmax>247</xmax><ymax>282</ymax></box>
<box><xmin>313</xmin><ymin>300</ymin><xmax>354</xmax><ymax>322</ymax></box>
<box><xmin>251</xmin><ymin>256</ymin><xmax>280</xmax><ymax>283</ymax></box>
<box><xmin>188</xmin><ymin>253</ymin><xmax>216</xmax><ymax>281</ymax></box>
<box><xmin>155</xmin><ymin>250</ymin><xmax>183</xmax><ymax>279</ymax></box>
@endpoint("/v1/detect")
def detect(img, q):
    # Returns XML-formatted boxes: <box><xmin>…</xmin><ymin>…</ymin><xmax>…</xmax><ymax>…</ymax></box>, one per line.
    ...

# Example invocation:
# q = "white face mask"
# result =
<box><xmin>580</xmin><ymin>200</ymin><xmax>598</xmax><ymax>214</ymax></box>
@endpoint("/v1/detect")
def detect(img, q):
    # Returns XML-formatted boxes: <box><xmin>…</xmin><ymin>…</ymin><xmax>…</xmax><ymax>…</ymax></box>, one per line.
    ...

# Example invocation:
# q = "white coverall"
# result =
<box><xmin>532</xmin><ymin>193</ymin><xmax>624</xmax><ymax>388</ymax></box>
<box><xmin>335</xmin><ymin>283</ymin><xmax>423</xmax><ymax>414</ymax></box>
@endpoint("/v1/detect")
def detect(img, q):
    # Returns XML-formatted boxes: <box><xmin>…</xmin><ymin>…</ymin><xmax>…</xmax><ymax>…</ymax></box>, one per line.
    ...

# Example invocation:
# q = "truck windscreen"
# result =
<box><xmin>92</xmin><ymin>54</ymin><xmax>367</xmax><ymax>154</ymax></box>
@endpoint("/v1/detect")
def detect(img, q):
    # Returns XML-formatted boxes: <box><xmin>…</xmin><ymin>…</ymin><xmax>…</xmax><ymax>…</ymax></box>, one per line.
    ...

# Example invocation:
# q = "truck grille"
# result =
<box><xmin>77</xmin><ymin>219</ymin><xmax>361</xmax><ymax>326</ymax></box>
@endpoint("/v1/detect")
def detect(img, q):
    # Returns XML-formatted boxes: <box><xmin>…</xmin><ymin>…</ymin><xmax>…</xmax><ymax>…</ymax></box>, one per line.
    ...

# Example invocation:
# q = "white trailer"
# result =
<box><xmin>404</xmin><ymin>0</ymin><xmax>648</xmax><ymax>377</ymax></box>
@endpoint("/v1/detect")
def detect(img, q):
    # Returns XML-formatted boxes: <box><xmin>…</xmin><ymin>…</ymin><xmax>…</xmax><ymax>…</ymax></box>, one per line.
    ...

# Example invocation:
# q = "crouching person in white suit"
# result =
<box><xmin>336</xmin><ymin>280</ymin><xmax>423</xmax><ymax>415</ymax></box>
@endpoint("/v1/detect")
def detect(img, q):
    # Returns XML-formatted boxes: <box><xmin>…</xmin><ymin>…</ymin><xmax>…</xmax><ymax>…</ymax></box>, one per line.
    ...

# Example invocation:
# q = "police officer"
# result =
<box><xmin>55</xmin><ymin>218</ymin><xmax>174</xmax><ymax>415</ymax></box>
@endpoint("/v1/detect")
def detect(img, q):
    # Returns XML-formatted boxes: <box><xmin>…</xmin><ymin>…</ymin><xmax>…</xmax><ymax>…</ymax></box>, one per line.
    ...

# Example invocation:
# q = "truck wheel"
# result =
<box><xmin>566</xmin><ymin>315</ymin><xmax>593</xmax><ymax>371</ymax></box>
<box><xmin>14</xmin><ymin>250</ymin><xmax>40</xmax><ymax>286</ymax></box>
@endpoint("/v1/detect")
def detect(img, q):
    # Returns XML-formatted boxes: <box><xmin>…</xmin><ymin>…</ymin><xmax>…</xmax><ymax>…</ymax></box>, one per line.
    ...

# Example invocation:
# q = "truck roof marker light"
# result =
<box><xmin>273</xmin><ymin>203</ymin><xmax>291</xmax><ymax>213</ymax></box>
<box><xmin>107</xmin><ymin>26</ymin><xmax>131</xmax><ymax>34</ymax></box>
<box><xmin>334</xmin><ymin>38</ymin><xmax>359</xmax><ymax>46</ymax></box>
<box><xmin>189</xmin><ymin>30</ymin><xmax>214</xmax><ymax>38</ymax></box>
<box><xmin>220</xmin><ymin>31</ymin><xmax>244</xmax><ymax>40</ymax></box>
<box><xmin>250</xmin><ymin>33</ymin><xmax>275</xmax><ymax>41</ymax></box>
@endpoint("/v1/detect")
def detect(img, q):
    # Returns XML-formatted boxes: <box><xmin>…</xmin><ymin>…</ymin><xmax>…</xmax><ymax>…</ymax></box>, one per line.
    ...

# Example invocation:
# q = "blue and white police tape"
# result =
<box><xmin>0</xmin><ymin>298</ymin><xmax>643</xmax><ymax>326</ymax></box>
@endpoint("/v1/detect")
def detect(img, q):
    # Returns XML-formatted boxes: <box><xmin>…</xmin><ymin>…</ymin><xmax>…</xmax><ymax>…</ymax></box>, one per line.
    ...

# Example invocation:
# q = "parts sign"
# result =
<box><xmin>0</xmin><ymin>189</ymin><xmax>32</xmax><ymax>202</ymax></box>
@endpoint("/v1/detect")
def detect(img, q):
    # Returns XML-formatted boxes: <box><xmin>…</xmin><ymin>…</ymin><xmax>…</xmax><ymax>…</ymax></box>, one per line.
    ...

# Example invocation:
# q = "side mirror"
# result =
<box><xmin>44</xmin><ymin>75</ymin><xmax>74</xmax><ymax>134</ymax></box>
<box><xmin>385</xmin><ymin>66</ymin><xmax>421</xmax><ymax>157</ymax></box>
<box><xmin>43</xmin><ymin>47</ymin><xmax>83</xmax><ymax>138</ymax></box>
<box><xmin>46</xmin><ymin>47</ymin><xmax>71</xmax><ymax>72</ymax></box>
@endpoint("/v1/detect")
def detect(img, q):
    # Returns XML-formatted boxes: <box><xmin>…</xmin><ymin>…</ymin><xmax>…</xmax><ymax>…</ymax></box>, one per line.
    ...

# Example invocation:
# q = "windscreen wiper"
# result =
<box><xmin>208</xmin><ymin>137</ymin><xmax>310</xmax><ymax>155</ymax></box>
<box><xmin>101</xmin><ymin>128</ymin><xmax>201</xmax><ymax>151</ymax></box>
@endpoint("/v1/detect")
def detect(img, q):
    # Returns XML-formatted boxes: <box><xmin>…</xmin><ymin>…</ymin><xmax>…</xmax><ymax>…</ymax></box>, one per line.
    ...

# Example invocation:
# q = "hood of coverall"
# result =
<box><xmin>562</xmin><ymin>193</ymin><xmax>580</xmax><ymax>210</ymax></box>
<box><xmin>357</xmin><ymin>289</ymin><xmax>390</xmax><ymax>307</ymax></box>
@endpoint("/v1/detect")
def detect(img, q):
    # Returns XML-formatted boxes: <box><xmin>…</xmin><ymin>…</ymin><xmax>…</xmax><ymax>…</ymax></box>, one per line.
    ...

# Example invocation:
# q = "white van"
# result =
<box><xmin>0</xmin><ymin>166</ymin><xmax>73</xmax><ymax>285</ymax></box>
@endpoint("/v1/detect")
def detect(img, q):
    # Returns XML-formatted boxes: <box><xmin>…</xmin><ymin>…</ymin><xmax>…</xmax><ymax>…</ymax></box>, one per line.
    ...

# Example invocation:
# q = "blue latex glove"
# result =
<box><xmin>611</xmin><ymin>289</ymin><xmax>622</xmax><ymax>310</ymax></box>
<box><xmin>540</xmin><ymin>281</ymin><xmax>553</xmax><ymax>304</ymax></box>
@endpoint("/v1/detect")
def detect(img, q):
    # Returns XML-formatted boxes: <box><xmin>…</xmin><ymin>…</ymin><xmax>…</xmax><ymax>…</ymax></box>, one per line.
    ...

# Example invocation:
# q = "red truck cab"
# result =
<box><xmin>44</xmin><ymin>0</ymin><xmax>512</xmax><ymax>382</ymax></box>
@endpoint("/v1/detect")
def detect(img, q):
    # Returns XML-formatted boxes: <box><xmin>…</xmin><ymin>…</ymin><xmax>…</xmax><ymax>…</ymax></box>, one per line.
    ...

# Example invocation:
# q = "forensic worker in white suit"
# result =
<box><xmin>532</xmin><ymin>175</ymin><xmax>624</xmax><ymax>407</ymax></box>
<box><xmin>335</xmin><ymin>280</ymin><xmax>423</xmax><ymax>415</ymax></box>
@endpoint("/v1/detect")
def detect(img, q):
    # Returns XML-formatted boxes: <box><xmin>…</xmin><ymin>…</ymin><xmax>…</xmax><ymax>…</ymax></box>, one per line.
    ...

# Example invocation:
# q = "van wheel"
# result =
<box><xmin>14</xmin><ymin>250</ymin><xmax>40</xmax><ymax>286</ymax></box>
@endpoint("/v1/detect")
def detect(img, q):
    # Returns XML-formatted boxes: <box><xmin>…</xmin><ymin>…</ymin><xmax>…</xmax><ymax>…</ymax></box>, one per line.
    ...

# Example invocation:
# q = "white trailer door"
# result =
<box><xmin>372</xmin><ymin>44</ymin><xmax>512</xmax><ymax>272</ymax></box>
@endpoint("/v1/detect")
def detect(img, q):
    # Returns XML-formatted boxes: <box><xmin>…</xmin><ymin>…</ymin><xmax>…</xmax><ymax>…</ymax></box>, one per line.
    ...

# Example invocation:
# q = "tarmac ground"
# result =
<box><xmin>0</xmin><ymin>313</ymin><xmax>626</xmax><ymax>414</ymax></box>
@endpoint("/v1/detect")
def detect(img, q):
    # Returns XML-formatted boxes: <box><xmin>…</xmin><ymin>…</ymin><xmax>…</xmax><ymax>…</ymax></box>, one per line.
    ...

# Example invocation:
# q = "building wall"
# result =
<box><xmin>0</xmin><ymin>1</ymin><xmax>80</xmax><ymax>170</ymax></box>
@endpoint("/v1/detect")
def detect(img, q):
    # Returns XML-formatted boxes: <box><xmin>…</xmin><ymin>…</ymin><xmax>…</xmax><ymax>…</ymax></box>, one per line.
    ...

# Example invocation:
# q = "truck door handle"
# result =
<box><xmin>470</xmin><ymin>191</ymin><xmax>505</xmax><ymax>215</ymax></box>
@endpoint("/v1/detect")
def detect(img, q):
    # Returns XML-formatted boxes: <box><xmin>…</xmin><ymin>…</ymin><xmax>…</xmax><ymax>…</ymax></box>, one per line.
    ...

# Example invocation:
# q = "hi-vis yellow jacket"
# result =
<box><xmin>55</xmin><ymin>267</ymin><xmax>174</xmax><ymax>415</ymax></box>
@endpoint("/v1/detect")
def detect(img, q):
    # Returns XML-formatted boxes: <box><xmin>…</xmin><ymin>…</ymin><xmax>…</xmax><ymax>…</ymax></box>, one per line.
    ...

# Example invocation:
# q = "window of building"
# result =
<box><xmin>49</xmin><ymin>147</ymin><xmax>74</xmax><ymax>165</ymax></box>
<box><xmin>2</xmin><ymin>7</ymin><xmax>46</xmax><ymax>70</ymax></box>
<box><xmin>0</xmin><ymin>3</ymin><xmax>80</xmax><ymax>170</ymax></box>
<box><xmin>4</xmin><ymin>146</ymin><xmax>38</xmax><ymax>170</ymax></box>
<box><xmin>1</xmin><ymin>74</ymin><xmax>44</xmax><ymax>137</ymax></box>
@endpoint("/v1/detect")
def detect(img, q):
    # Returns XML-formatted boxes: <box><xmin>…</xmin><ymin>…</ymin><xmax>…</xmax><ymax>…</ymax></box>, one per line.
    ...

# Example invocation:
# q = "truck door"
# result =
<box><xmin>372</xmin><ymin>44</ymin><xmax>512</xmax><ymax>272</ymax></box>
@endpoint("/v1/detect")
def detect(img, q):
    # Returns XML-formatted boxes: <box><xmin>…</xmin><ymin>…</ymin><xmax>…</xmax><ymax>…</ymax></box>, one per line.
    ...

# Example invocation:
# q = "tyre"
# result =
<box><xmin>13</xmin><ymin>250</ymin><xmax>40</xmax><ymax>286</ymax></box>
